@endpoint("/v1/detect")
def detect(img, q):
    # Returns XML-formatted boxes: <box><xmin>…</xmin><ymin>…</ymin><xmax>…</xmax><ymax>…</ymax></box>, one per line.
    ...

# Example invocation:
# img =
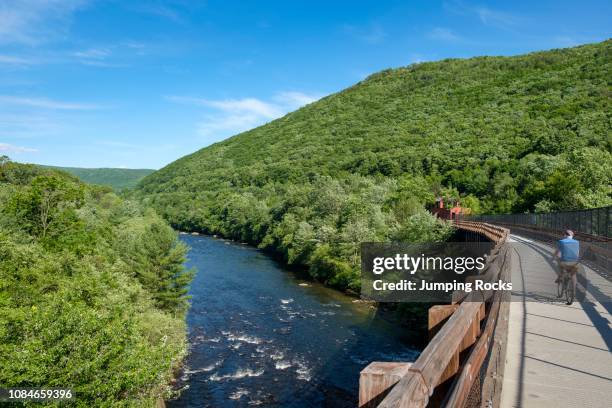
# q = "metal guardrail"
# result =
<box><xmin>469</xmin><ymin>206</ymin><xmax>611</xmax><ymax>277</ymax></box>
<box><xmin>468</xmin><ymin>206</ymin><xmax>611</xmax><ymax>239</ymax></box>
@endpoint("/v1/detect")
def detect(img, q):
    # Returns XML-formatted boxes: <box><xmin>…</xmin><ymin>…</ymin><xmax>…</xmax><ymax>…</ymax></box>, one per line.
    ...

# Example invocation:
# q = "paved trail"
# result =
<box><xmin>501</xmin><ymin>235</ymin><xmax>612</xmax><ymax>407</ymax></box>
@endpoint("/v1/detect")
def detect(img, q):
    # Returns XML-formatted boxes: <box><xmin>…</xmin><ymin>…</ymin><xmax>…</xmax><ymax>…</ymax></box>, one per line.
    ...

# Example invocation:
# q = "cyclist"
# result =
<box><xmin>553</xmin><ymin>230</ymin><xmax>580</xmax><ymax>298</ymax></box>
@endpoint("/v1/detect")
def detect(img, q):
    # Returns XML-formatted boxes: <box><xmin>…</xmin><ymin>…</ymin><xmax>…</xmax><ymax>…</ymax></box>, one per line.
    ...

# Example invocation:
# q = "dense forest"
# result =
<box><xmin>0</xmin><ymin>156</ymin><xmax>193</xmax><ymax>406</ymax></box>
<box><xmin>41</xmin><ymin>166</ymin><xmax>155</xmax><ymax>191</ymax></box>
<box><xmin>137</xmin><ymin>40</ymin><xmax>611</xmax><ymax>292</ymax></box>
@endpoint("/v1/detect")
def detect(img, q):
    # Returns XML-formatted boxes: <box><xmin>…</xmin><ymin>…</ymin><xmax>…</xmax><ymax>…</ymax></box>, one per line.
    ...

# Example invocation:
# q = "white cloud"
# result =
<box><xmin>204</xmin><ymin>98</ymin><xmax>283</xmax><ymax>119</ymax></box>
<box><xmin>70</xmin><ymin>47</ymin><xmax>128</xmax><ymax>67</ymax></box>
<box><xmin>0</xmin><ymin>142</ymin><xmax>38</xmax><ymax>153</ymax></box>
<box><xmin>475</xmin><ymin>6</ymin><xmax>520</xmax><ymax>28</ymax></box>
<box><xmin>0</xmin><ymin>0</ymin><xmax>88</xmax><ymax>45</ymax></box>
<box><xmin>0</xmin><ymin>95</ymin><xmax>101</xmax><ymax>110</ymax></box>
<box><xmin>274</xmin><ymin>91</ymin><xmax>320</xmax><ymax>108</ymax></box>
<box><xmin>428</xmin><ymin>27</ymin><xmax>461</xmax><ymax>42</ymax></box>
<box><xmin>72</xmin><ymin>48</ymin><xmax>111</xmax><ymax>60</ymax></box>
<box><xmin>123</xmin><ymin>40</ymin><xmax>148</xmax><ymax>55</ymax></box>
<box><xmin>168</xmin><ymin>91</ymin><xmax>322</xmax><ymax>139</ymax></box>
<box><xmin>78</xmin><ymin>59</ymin><xmax>128</xmax><ymax>68</ymax></box>
<box><xmin>135</xmin><ymin>3</ymin><xmax>183</xmax><ymax>22</ymax></box>
<box><xmin>0</xmin><ymin>113</ymin><xmax>61</xmax><ymax>138</ymax></box>
<box><xmin>130</xmin><ymin>1</ymin><xmax>205</xmax><ymax>24</ymax></box>
<box><xmin>0</xmin><ymin>54</ymin><xmax>36</xmax><ymax>66</ymax></box>
<box><xmin>553</xmin><ymin>36</ymin><xmax>580</xmax><ymax>47</ymax></box>
<box><xmin>0</xmin><ymin>95</ymin><xmax>103</xmax><ymax>141</ymax></box>
<box><xmin>408</xmin><ymin>54</ymin><xmax>428</xmax><ymax>64</ymax></box>
<box><xmin>96</xmin><ymin>140</ymin><xmax>145</xmax><ymax>149</ymax></box>
<box><xmin>167</xmin><ymin>96</ymin><xmax>283</xmax><ymax>119</ymax></box>
<box><xmin>197</xmin><ymin>113</ymin><xmax>265</xmax><ymax>138</ymax></box>
<box><xmin>343</xmin><ymin>23</ymin><xmax>387</xmax><ymax>44</ymax></box>
<box><xmin>443</xmin><ymin>1</ymin><xmax>521</xmax><ymax>30</ymax></box>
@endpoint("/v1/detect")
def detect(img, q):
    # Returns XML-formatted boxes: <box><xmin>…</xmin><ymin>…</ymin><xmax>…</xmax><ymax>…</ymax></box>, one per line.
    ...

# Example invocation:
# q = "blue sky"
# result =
<box><xmin>0</xmin><ymin>0</ymin><xmax>610</xmax><ymax>169</ymax></box>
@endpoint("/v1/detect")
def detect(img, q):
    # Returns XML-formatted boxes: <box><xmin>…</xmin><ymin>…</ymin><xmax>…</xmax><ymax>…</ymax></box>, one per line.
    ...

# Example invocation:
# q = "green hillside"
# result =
<box><xmin>42</xmin><ymin>165</ymin><xmax>154</xmax><ymax>190</ymax></box>
<box><xmin>138</xmin><ymin>40</ymin><xmax>611</xmax><ymax>291</ymax></box>
<box><xmin>0</xmin><ymin>158</ymin><xmax>192</xmax><ymax>404</ymax></box>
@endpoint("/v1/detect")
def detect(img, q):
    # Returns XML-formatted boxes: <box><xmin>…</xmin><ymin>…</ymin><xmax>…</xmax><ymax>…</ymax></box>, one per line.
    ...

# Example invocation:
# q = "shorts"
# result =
<box><xmin>559</xmin><ymin>261</ymin><xmax>579</xmax><ymax>273</ymax></box>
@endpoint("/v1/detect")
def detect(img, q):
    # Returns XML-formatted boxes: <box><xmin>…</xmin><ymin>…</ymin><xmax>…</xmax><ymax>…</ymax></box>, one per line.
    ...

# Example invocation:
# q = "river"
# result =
<box><xmin>167</xmin><ymin>235</ymin><xmax>420</xmax><ymax>407</ymax></box>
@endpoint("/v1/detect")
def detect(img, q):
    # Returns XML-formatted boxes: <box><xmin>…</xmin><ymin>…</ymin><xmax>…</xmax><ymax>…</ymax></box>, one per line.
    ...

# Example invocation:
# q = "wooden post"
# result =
<box><xmin>460</xmin><ymin>312</ymin><xmax>482</xmax><ymax>351</ymax></box>
<box><xmin>359</xmin><ymin>362</ymin><xmax>413</xmax><ymax>407</ymax></box>
<box><xmin>428</xmin><ymin>304</ymin><xmax>460</xmax><ymax>339</ymax></box>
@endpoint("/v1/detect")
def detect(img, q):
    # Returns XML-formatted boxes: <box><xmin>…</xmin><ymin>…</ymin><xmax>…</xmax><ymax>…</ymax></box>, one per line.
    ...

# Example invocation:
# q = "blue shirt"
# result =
<box><xmin>558</xmin><ymin>237</ymin><xmax>579</xmax><ymax>262</ymax></box>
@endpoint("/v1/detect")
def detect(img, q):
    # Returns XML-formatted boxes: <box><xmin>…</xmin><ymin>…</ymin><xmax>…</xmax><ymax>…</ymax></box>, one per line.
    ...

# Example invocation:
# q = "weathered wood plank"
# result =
<box><xmin>428</xmin><ymin>304</ymin><xmax>460</xmax><ymax>339</ymax></box>
<box><xmin>481</xmin><ymin>257</ymin><xmax>512</xmax><ymax>408</ymax></box>
<box><xmin>444</xmin><ymin>250</ymin><xmax>510</xmax><ymax>407</ymax></box>
<box><xmin>379</xmin><ymin>299</ymin><xmax>482</xmax><ymax>407</ymax></box>
<box><xmin>376</xmin><ymin>371</ymin><xmax>430</xmax><ymax>408</ymax></box>
<box><xmin>460</xmin><ymin>311</ymin><xmax>481</xmax><ymax>351</ymax></box>
<box><xmin>445</xmin><ymin>298</ymin><xmax>501</xmax><ymax>407</ymax></box>
<box><xmin>437</xmin><ymin>350</ymin><xmax>459</xmax><ymax>386</ymax></box>
<box><xmin>359</xmin><ymin>362</ymin><xmax>413</xmax><ymax>407</ymax></box>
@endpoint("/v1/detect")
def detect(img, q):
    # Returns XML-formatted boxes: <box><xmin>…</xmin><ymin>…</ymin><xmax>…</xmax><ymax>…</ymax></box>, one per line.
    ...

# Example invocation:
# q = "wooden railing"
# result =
<box><xmin>359</xmin><ymin>222</ymin><xmax>510</xmax><ymax>408</ymax></box>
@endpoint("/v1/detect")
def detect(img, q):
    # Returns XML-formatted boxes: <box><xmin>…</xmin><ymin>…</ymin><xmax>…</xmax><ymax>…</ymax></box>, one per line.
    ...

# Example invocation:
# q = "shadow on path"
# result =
<box><xmin>525</xmin><ymin>331</ymin><xmax>610</xmax><ymax>352</ymax></box>
<box><xmin>524</xmin><ymin>355</ymin><xmax>612</xmax><ymax>382</ymax></box>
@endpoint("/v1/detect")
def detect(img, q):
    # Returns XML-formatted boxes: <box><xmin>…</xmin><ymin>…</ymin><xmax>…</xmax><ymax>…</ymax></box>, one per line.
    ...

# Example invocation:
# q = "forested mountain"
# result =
<box><xmin>0</xmin><ymin>156</ymin><xmax>193</xmax><ymax>405</ymax></box>
<box><xmin>41</xmin><ymin>165</ymin><xmax>154</xmax><ymax>191</ymax></box>
<box><xmin>137</xmin><ymin>40</ymin><xmax>611</xmax><ymax>291</ymax></box>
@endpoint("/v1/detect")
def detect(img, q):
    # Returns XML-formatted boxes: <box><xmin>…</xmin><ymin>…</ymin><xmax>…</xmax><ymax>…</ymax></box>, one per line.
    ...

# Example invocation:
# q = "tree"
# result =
<box><xmin>0</xmin><ymin>163</ymin><xmax>192</xmax><ymax>405</ymax></box>
<box><xmin>6</xmin><ymin>175</ymin><xmax>84</xmax><ymax>240</ymax></box>
<box><xmin>117</xmin><ymin>216</ymin><xmax>194</xmax><ymax>314</ymax></box>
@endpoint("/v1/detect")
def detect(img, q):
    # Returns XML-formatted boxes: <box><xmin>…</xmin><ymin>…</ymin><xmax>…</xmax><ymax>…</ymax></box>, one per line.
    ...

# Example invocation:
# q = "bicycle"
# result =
<box><xmin>556</xmin><ymin>262</ymin><xmax>578</xmax><ymax>305</ymax></box>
